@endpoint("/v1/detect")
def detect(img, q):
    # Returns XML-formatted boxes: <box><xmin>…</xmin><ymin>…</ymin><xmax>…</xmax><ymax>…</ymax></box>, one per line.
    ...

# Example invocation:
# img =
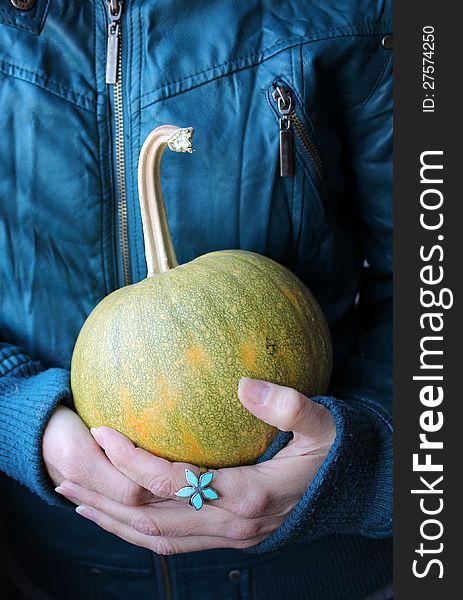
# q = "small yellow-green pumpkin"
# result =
<box><xmin>71</xmin><ymin>250</ymin><xmax>332</xmax><ymax>468</ymax></box>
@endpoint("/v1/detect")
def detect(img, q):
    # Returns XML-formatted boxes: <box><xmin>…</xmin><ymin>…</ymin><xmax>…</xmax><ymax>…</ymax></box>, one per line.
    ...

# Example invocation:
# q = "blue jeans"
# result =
<box><xmin>1</xmin><ymin>474</ymin><xmax>392</xmax><ymax>600</ymax></box>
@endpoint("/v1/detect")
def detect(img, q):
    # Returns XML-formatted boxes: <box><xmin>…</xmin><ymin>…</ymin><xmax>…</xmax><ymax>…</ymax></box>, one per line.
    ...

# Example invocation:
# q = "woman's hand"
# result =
<box><xmin>43</xmin><ymin>404</ymin><xmax>152</xmax><ymax>503</ymax></box>
<box><xmin>55</xmin><ymin>379</ymin><xmax>336</xmax><ymax>555</ymax></box>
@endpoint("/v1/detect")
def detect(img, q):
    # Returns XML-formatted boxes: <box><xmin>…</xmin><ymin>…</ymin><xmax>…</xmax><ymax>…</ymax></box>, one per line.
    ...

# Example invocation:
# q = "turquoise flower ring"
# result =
<box><xmin>175</xmin><ymin>468</ymin><xmax>220</xmax><ymax>511</ymax></box>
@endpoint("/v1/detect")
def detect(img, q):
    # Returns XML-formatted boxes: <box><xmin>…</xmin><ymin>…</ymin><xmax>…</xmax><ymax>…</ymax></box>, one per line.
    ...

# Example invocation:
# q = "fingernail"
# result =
<box><xmin>90</xmin><ymin>427</ymin><xmax>106</xmax><ymax>447</ymax></box>
<box><xmin>75</xmin><ymin>505</ymin><xmax>98</xmax><ymax>522</ymax></box>
<box><xmin>238</xmin><ymin>378</ymin><xmax>272</xmax><ymax>405</ymax></box>
<box><xmin>55</xmin><ymin>486</ymin><xmax>78</xmax><ymax>501</ymax></box>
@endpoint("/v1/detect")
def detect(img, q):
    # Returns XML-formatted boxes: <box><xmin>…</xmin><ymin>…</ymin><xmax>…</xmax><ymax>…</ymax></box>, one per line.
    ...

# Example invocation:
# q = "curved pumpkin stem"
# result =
<box><xmin>138</xmin><ymin>125</ymin><xmax>194</xmax><ymax>276</ymax></box>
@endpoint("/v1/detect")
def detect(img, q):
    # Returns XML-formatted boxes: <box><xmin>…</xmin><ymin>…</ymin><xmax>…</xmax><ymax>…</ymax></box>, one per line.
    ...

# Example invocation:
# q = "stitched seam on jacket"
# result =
<box><xmin>137</xmin><ymin>6</ymin><xmax>142</xmax><ymax>275</ymax></box>
<box><xmin>139</xmin><ymin>22</ymin><xmax>393</xmax><ymax>99</ymax></box>
<box><xmin>137</xmin><ymin>30</ymin><xmax>393</xmax><ymax>111</ymax></box>
<box><xmin>355</xmin><ymin>52</ymin><xmax>392</xmax><ymax>122</ymax></box>
<box><xmin>128</xmin><ymin>4</ymin><xmax>140</xmax><ymax>279</ymax></box>
<box><xmin>0</xmin><ymin>15</ymin><xmax>39</xmax><ymax>36</ymax></box>
<box><xmin>93</xmin><ymin>0</ymin><xmax>109</xmax><ymax>297</ymax></box>
<box><xmin>0</xmin><ymin>16</ymin><xmax>38</xmax><ymax>34</ymax></box>
<box><xmin>137</xmin><ymin>22</ymin><xmax>393</xmax><ymax>109</ymax></box>
<box><xmin>0</xmin><ymin>59</ymin><xmax>100</xmax><ymax>113</ymax></box>
<box><xmin>289</xmin><ymin>48</ymin><xmax>295</xmax><ymax>220</ymax></box>
<box><xmin>135</xmin><ymin>4</ymin><xmax>143</xmax><ymax>278</ymax></box>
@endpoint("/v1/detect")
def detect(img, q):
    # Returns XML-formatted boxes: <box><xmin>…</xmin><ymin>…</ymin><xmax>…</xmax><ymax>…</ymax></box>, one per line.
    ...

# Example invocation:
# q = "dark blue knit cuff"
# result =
<box><xmin>0</xmin><ymin>358</ymin><xmax>74</xmax><ymax>510</ymax></box>
<box><xmin>243</xmin><ymin>395</ymin><xmax>393</xmax><ymax>554</ymax></box>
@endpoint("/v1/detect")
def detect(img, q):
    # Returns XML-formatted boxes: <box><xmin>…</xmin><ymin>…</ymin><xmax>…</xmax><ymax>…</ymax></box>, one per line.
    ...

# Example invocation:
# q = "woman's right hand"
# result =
<box><xmin>42</xmin><ymin>404</ymin><xmax>152</xmax><ymax>505</ymax></box>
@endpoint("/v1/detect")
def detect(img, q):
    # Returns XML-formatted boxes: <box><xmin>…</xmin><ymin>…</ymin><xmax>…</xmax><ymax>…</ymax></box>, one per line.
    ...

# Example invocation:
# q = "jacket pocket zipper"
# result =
<box><xmin>105</xmin><ymin>0</ymin><xmax>131</xmax><ymax>286</ymax></box>
<box><xmin>271</xmin><ymin>84</ymin><xmax>324</xmax><ymax>191</ymax></box>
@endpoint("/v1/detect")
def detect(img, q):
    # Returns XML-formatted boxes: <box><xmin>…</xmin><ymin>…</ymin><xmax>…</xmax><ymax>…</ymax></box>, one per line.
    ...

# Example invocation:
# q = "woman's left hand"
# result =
<box><xmin>57</xmin><ymin>378</ymin><xmax>336</xmax><ymax>555</ymax></box>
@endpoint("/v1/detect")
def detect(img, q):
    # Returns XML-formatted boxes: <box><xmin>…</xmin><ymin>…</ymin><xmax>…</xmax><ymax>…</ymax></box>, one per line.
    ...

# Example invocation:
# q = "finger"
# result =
<box><xmin>56</xmin><ymin>480</ymin><xmax>279</xmax><ymax>540</ymax></box>
<box><xmin>90</xmin><ymin>458</ymin><xmax>155</xmax><ymax>507</ymax></box>
<box><xmin>237</xmin><ymin>378</ymin><xmax>336</xmax><ymax>446</ymax></box>
<box><xmin>78</xmin><ymin>438</ymin><xmax>154</xmax><ymax>506</ymax></box>
<box><xmin>74</xmin><ymin>504</ymin><xmax>268</xmax><ymax>555</ymax></box>
<box><xmin>43</xmin><ymin>407</ymin><xmax>153</xmax><ymax>506</ymax></box>
<box><xmin>91</xmin><ymin>426</ymin><xmax>198</xmax><ymax>500</ymax></box>
<box><xmin>90</xmin><ymin>426</ymin><xmax>281</xmax><ymax>517</ymax></box>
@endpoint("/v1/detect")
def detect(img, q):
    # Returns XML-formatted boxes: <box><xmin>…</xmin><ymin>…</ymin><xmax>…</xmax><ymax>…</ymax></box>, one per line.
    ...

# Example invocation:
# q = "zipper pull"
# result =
<box><xmin>272</xmin><ymin>86</ymin><xmax>294</xmax><ymax>178</ymax></box>
<box><xmin>106</xmin><ymin>0</ymin><xmax>123</xmax><ymax>84</ymax></box>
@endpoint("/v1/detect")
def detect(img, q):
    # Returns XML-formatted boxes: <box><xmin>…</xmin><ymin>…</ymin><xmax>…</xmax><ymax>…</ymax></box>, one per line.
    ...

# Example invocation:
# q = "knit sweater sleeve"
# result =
<box><xmin>0</xmin><ymin>343</ymin><xmax>72</xmax><ymax>508</ymax></box>
<box><xmin>243</xmin><ymin>46</ymin><xmax>393</xmax><ymax>554</ymax></box>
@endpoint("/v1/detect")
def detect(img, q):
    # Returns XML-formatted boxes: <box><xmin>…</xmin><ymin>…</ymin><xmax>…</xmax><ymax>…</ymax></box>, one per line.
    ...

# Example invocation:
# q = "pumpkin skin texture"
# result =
<box><xmin>71</xmin><ymin>250</ymin><xmax>332</xmax><ymax>469</ymax></box>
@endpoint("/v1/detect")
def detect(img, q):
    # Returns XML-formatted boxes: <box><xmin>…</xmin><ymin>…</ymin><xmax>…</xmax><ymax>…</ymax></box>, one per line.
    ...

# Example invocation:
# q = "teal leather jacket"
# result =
<box><xmin>0</xmin><ymin>1</ymin><xmax>392</xmax><ymax>599</ymax></box>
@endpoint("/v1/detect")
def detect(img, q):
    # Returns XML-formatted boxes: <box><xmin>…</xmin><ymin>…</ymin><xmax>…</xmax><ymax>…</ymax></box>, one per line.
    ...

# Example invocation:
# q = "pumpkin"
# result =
<box><xmin>71</xmin><ymin>125</ymin><xmax>332</xmax><ymax>468</ymax></box>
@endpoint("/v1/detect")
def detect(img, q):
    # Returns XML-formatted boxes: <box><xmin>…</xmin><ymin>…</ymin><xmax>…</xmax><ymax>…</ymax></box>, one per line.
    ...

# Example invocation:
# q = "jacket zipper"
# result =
<box><xmin>105</xmin><ymin>4</ymin><xmax>172</xmax><ymax>594</ymax></box>
<box><xmin>271</xmin><ymin>84</ymin><xmax>324</xmax><ymax>189</ymax></box>
<box><xmin>105</xmin><ymin>0</ymin><xmax>131</xmax><ymax>286</ymax></box>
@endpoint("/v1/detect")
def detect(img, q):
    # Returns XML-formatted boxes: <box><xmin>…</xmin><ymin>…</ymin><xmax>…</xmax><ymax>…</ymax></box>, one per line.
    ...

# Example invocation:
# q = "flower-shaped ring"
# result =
<box><xmin>175</xmin><ymin>468</ymin><xmax>219</xmax><ymax>510</ymax></box>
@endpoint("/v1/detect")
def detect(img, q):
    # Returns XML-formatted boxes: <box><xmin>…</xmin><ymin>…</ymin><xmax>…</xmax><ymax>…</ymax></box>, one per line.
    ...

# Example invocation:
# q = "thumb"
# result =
<box><xmin>238</xmin><ymin>378</ymin><xmax>335</xmax><ymax>443</ymax></box>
